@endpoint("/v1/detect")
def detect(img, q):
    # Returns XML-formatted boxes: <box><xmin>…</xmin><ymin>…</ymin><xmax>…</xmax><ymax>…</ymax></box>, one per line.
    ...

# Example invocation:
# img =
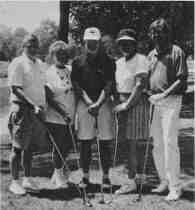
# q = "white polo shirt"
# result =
<box><xmin>8</xmin><ymin>53</ymin><xmax>46</xmax><ymax>107</ymax></box>
<box><xmin>115</xmin><ymin>53</ymin><xmax>148</xmax><ymax>93</ymax></box>
<box><xmin>46</xmin><ymin>65</ymin><xmax>75</xmax><ymax>125</ymax></box>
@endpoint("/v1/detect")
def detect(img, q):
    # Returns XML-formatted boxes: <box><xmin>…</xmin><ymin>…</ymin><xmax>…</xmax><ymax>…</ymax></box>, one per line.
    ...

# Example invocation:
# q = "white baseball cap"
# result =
<box><xmin>83</xmin><ymin>27</ymin><xmax>101</xmax><ymax>40</ymax></box>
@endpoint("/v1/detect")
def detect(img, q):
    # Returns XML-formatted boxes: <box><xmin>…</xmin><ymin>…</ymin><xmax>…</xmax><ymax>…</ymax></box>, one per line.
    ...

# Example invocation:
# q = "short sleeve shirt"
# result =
<box><xmin>71</xmin><ymin>52</ymin><xmax>116</xmax><ymax>101</ymax></box>
<box><xmin>8</xmin><ymin>53</ymin><xmax>46</xmax><ymax>107</ymax></box>
<box><xmin>115</xmin><ymin>53</ymin><xmax>148</xmax><ymax>93</ymax></box>
<box><xmin>46</xmin><ymin>65</ymin><xmax>75</xmax><ymax>125</ymax></box>
<box><xmin>148</xmin><ymin>45</ymin><xmax>188</xmax><ymax>94</ymax></box>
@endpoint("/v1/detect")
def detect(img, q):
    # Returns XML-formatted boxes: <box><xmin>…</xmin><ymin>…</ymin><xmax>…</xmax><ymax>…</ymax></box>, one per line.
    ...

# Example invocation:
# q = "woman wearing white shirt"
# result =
<box><xmin>114</xmin><ymin>29</ymin><xmax>150</xmax><ymax>194</ymax></box>
<box><xmin>45</xmin><ymin>41</ymin><xmax>75</xmax><ymax>188</ymax></box>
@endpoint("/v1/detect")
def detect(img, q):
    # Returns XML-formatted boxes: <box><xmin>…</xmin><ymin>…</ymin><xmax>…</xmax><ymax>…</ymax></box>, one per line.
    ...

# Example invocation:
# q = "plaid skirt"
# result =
<box><xmin>118</xmin><ymin>94</ymin><xmax>150</xmax><ymax>140</ymax></box>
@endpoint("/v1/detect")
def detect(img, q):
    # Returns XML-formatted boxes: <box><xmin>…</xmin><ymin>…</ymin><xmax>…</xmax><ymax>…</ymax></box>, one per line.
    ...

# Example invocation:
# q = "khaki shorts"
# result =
<box><xmin>75</xmin><ymin>99</ymin><xmax>115</xmax><ymax>140</ymax></box>
<box><xmin>8</xmin><ymin>103</ymin><xmax>48</xmax><ymax>151</ymax></box>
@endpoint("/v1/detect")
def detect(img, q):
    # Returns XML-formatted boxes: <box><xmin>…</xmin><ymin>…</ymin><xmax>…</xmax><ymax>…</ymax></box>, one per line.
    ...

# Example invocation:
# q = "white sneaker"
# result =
<box><xmin>165</xmin><ymin>189</ymin><xmax>182</xmax><ymax>201</ymax></box>
<box><xmin>22</xmin><ymin>177</ymin><xmax>39</xmax><ymax>192</ymax></box>
<box><xmin>115</xmin><ymin>179</ymin><xmax>137</xmax><ymax>195</ymax></box>
<box><xmin>152</xmin><ymin>180</ymin><xmax>168</xmax><ymax>193</ymax></box>
<box><xmin>9</xmin><ymin>180</ymin><xmax>26</xmax><ymax>195</ymax></box>
<box><xmin>51</xmin><ymin>169</ymin><xmax>68</xmax><ymax>188</ymax></box>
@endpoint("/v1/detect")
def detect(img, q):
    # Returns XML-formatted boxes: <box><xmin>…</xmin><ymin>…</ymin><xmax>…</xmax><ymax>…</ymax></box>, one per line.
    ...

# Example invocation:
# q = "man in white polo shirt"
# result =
<box><xmin>8</xmin><ymin>34</ymin><xmax>47</xmax><ymax>195</ymax></box>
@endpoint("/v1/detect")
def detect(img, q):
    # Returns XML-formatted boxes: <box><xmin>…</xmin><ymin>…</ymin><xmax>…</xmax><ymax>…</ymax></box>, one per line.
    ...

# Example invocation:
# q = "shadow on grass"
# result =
<box><xmin>30</xmin><ymin>183</ymin><xmax>195</xmax><ymax>202</ymax></box>
<box><xmin>29</xmin><ymin>183</ymin><xmax>81</xmax><ymax>201</ymax></box>
<box><xmin>136</xmin><ymin>185</ymin><xmax>195</xmax><ymax>202</ymax></box>
<box><xmin>29</xmin><ymin>182</ymin><xmax>121</xmax><ymax>201</ymax></box>
<box><xmin>87</xmin><ymin>182</ymin><xmax>120</xmax><ymax>194</ymax></box>
<box><xmin>181</xmin><ymin>191</ymin><xmax>195</xmax><ymax>202</ymax></box>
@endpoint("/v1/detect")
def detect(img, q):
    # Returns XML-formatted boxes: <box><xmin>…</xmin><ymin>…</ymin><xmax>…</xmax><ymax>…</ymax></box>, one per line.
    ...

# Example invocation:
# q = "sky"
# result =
<box><xmin>0</xmin><ymin>1</ymin><xmax>59</xmax><ymax>32</ymax></box>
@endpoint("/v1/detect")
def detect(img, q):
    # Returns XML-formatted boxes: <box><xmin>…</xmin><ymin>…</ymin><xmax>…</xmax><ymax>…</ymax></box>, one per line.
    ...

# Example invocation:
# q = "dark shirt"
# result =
<box><xmin>71</xmin><ymin>51</ymin><xmax>116</xmax><ymax>101</ymax></box>
<box><xmin>148</xmin><ymin>44</ymin><xmax>188</xmax><ymax>95</ymax></box>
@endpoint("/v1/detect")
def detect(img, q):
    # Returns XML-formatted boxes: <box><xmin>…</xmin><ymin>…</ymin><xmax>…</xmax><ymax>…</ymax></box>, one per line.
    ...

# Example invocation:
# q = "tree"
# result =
<box><xmin>0</xmin><ymin>24</ymin><xmax>13</xmax><ymax>60</ymax></box>
<box><xmin>70</xmin><ymin>1</ymin><xmax>194</xmax><ymax>56</ymax></box>
<box><xmin>34</xmin><ymin>19</ymin><xmax>58</xmax><ymax>60</ymax></box>
<box><xmin>12</xmin><ymin>27</ymin><xmax>28</xmax><ymax>56</ymax></box>
<box><xmin>58</xmin><ymin>1</ymin><xmax>70</xmax><ymax>42</ymax></box>
<box><xmin>0</xmin><ymin>25</ymin><xmax>29</xmax><ymax>61</ymax></box>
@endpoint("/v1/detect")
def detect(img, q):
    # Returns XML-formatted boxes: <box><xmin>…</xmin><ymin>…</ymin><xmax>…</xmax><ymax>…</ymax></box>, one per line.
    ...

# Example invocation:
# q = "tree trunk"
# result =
<box><xmin>58</xmin><ymin>1</ymin><xmax>70</xmax><ymax>42</ymax></box>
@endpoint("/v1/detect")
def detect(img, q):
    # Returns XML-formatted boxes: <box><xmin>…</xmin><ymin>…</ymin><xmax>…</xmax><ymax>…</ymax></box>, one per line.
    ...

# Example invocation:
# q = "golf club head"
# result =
<box><xmin>83</xmin><ymin>198</ymin><xmax>93</xmax><ymax>207</ymax></box>
<box><xmin>98</xmin><ymin>194</ymin><xmax>114</xmax><ymax>205</ymax></box>
<box><xmin>132</xmin><ymin>195</ymin><xmax>142</xmax><ymax>203</ymax></box>
<box><xmin>99</xmin><ymin>197</ymin><xmax>105</xmax><ymax>204</ymax></box>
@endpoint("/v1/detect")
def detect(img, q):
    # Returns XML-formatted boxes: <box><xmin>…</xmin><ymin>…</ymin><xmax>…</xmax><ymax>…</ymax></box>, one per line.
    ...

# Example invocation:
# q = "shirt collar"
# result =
<box><xmin>154</xmin><ymin>44</ymin><xmax>172</xmax><ymax>58</ymax></box>
<box><xmin>22</xmin><ymin>52</ymin><xmax>37</xmax><ymax>64</ymax></box>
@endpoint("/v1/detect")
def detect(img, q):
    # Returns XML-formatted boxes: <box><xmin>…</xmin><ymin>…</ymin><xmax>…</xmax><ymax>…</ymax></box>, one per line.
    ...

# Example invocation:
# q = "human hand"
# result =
<box><xmin>34</xmin><ymin>105</ymin><xmax>45</xmax><ymax>121</ymax></box>
<box><xmin>149</xmin><ymin>93</ymin><xmax>166</xmax><ymax>104</ymax></box>
<box><xmin>113</xmin><ymin>102</ymin><xmax>128</xmax><ymax>113</ymax></box>
<box><xmin>63</xmin><ymin>115</ymin><xmax>71</xmax><ymax>124</ymax></box>
<box><xmin>88</xmin><ymin>103</ymin><xmax>100</xmax><ymax>117</ymax></box>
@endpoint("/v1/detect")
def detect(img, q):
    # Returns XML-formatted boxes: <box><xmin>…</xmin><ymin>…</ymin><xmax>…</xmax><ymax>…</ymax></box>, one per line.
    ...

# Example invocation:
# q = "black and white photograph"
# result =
<box><xmin>0</xmin><ymin>1</ymin><xmax>194</xmax><ymax>209</ymax></box>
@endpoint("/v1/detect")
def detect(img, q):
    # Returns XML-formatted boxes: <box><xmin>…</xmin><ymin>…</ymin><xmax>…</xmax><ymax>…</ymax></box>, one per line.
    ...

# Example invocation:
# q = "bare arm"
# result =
<box><xmin>72</xmin><ymin>82</ymin><xmax>93</xmax><ymax>105</ymax></box>
<box><xmin>82</xmin><ymin>89</ymin><xmax>94</xmax><ymax>105</ymax></box>
<box><xmin>162</xmin><ymin>79</ymin><xmax>184</xmax><ymax>97</ymax></box>
<box><xmin>95</xmin><ymin>80</ymin><xmax>114</xmax><ymax>107</ymax></box>
<box><xmin>12</xmin><ymin>86</ymin><xmax>39</xmax><ymax>109</ymax></box>
<box><xmin>125</xmin><ymin>77</ymin><xmax>144</xmax><ymax>109</ymax></box>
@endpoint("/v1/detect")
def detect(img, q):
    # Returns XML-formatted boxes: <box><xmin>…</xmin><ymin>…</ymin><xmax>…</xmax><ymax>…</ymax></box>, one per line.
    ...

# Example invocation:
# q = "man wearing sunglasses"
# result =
<box><xmin>8</xmin><ymin>34</ymin><xmax>47</xmax><ymax>195</ymax></box>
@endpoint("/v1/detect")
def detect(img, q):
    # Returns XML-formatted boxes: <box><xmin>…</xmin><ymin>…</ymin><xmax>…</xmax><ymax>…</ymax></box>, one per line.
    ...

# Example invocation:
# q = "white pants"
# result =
<box><xmin>150</xmin><ymin>95</ymin><xmax>182</xmax><ymax>190</ymax></box>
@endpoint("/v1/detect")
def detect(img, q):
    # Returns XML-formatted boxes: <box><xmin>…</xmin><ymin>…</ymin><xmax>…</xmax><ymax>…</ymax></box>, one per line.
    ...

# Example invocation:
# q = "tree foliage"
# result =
<box><xmin>58</xmin><ymin>1</ymin><xmax>69</xmax><ymax>42</ymax></box>
<box><xmin>0</xmin><ymin>25</ymin><xmax>27</xmax><ymax>61</ymax></box>
<box><xmin>34</xmin><ymin>19</ymin><xmax>58</xmax><ymax>60</ymax></box>
<box><xmin>70</xmin><ymin>1</ymin><xmax>194</xmax><ymax>56</ymax></box>
<box><xmin>0</xmin><ymin>19</ymin><xmax>58</xmax><ymax>61</ymax></box>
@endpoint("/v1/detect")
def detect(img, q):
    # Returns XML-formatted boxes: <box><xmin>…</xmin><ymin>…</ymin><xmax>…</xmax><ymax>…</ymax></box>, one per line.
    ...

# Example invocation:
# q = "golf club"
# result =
<box><xmin>134</xmin><ymin>104</ymin><xmax>154</xmax><ymax>202</ymax></box>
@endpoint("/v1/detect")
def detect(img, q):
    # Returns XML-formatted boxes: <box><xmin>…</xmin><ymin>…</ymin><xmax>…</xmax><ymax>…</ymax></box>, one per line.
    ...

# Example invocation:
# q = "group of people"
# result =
<box><xmin>7</xmin><ymin>18</ymin><xmax>188</xmax><ymax>202</ymax></box>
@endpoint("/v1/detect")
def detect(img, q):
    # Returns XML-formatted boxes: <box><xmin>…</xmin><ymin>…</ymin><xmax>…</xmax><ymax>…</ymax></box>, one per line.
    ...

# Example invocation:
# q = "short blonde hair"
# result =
<box><xmin>47</xmin><ymin>40</ymin><xmax>69</xmax><ymax>64</ymax></box>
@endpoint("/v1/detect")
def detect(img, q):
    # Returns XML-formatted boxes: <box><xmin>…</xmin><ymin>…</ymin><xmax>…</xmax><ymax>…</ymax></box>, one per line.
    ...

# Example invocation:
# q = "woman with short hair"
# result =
<box><xmin>114</xmin><ymin>28</ymin><xmax>150</xmax><ymax>195</ymax></box>
<box><xmin>148</xmin><ymin>18</ymin><xmax>188</xmax><ymax>201</ymax></box>
<box><xmin>45</xmin><ymin>41</ymin><xmax>75</xmax><ymax>188</ymax></box>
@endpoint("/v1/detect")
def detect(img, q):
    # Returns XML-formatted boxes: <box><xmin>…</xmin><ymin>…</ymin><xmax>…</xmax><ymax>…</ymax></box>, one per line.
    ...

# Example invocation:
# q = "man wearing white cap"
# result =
<box><xmin>71</xmin><ymin>27</ymin><xmax>116</xmax><ymax>189</ymax></box>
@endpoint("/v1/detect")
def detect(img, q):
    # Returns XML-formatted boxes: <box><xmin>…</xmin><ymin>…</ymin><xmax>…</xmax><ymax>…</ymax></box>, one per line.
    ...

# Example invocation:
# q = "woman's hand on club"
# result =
<box><xmin>113</xmin><ymin>102</ymin><xmax>128</xmax><ymax>113</ymax></box>
<box><xmin>149</xmin><ymin>93</ymin><xmax>166</xmax><ymax>104</ymax></box>
<box><xmin>63</xmin><ymin>115</ymin><xmax>71</xmax><ymax>124</ymax></box>
<box><xmin>88</xmin><ymin>102</ymin><xmax>100</xmax><ymax>116</ymax></box>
